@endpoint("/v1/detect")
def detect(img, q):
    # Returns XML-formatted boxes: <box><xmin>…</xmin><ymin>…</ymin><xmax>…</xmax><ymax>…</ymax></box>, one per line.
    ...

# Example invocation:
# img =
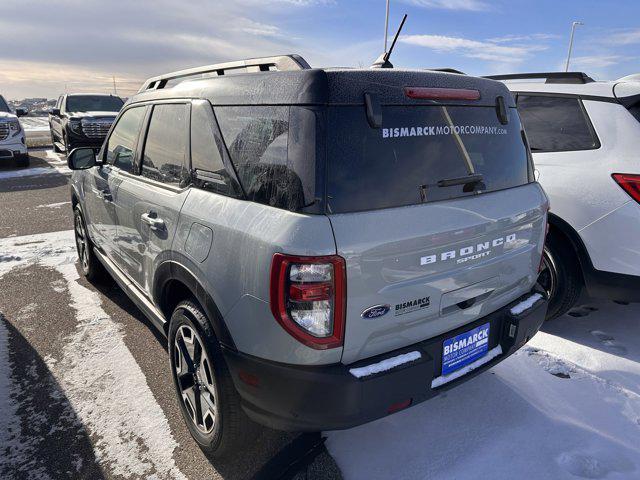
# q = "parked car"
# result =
<box><xmin>49</xmin><ymin>93</ymin><xmax>124</xmax><ymax>154</ymax></box>
<box><xmin>0</xmin><ymin>94</ymin><xmax>29</xmax><ymax>167</ymax></box>
<box><xmin>67</xmin><ymin>55</ymin><xmax>549</xmax><ymax>456</ymax></box>
<box><xmin>488</xmin><ymin>72</ymin><xmax>640</xmax><ymax>319</ymax></box>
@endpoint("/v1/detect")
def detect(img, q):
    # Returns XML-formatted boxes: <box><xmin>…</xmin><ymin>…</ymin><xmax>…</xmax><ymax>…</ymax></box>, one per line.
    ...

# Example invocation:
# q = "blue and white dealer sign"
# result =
<box><xmin>442</xmin><ymin>323</ymin><xmax>490</xmax><ymax>376</ymax></box>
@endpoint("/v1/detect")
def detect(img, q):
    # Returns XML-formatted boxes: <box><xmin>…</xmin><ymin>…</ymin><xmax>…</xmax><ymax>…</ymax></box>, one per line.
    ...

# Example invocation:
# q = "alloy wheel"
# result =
<box><xmin>74</xmin><ymin>210</ymin><xmax>90</xmax><ymax>272</ymax></box>
<box><xmin>538</xmin><ymin>247</ymin><xmax>558</xmax><ymax>300</ymax></box>
<box><xmin>174</xmin><ymin>325</ymin><xmax>218</xmax><ymax>434</ymax></box>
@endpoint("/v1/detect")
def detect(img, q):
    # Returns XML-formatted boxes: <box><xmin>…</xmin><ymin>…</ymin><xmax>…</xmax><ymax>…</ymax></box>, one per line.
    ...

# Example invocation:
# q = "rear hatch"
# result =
<box><xmin>324</xmin><ymin>70</ymin><xmax>548</xmax><ymax>364</ymax></box>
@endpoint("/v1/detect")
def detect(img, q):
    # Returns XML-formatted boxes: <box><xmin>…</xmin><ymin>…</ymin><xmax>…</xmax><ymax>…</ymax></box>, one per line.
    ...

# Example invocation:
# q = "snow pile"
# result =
<box><xmin>326</xmin><ymin>301</ymin><xmax>640</xmax><ymax>479</ymax></box>
<box><xmin>510</xmin><ymin>292</ymin><xmax>543</xmax><ymax>315</ymax></box>
<box><xmin>349</xmin><ymin>351</ymin><xmax>422</xmax><ymax>379</ymax></box>
<box><xmin>0</xmin><ymin>231</ymin><xmax>186</xmax><ymax>479</ymax></box>
<box><xmin>431</xmin><ymin>345</ymin><xmax>502</xmax><ymax>388</ymax></box>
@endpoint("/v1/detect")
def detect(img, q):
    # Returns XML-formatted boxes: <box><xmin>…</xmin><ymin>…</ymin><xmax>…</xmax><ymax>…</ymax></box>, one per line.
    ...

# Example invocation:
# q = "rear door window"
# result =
<box><xmin>216</xmin><ymin>106</ymin><xmax>310</xmax><ymax>211</ymax></box>
<box><xmin>141</xmin><ymin>103</ymin><xmax>189</xmax><ymax>186</ymax></box>
<box><xmin>190</xmin><ymin>100</ymin><xmax>238</xmax><ymax>196</ymax></box>
<box><xmin>326</xmin><ymin>105</ymin><xmax>530</xmax><ymax>213</ymax></box>
<box><xmin>105</xmin><ymin>106</ymin><xmax>146</xmax><ymax>173</ymax></box>
<box><xmin>516</xmin><ymin>95</ymin><xmax>599</xmax><ymax>152</ymax></box>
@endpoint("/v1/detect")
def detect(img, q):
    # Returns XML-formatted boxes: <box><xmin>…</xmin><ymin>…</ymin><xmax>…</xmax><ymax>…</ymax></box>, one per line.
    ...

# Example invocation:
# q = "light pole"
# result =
<box><xmin>565</xmin><ymin>21</ymin><xmax>584</xmax><ymax>72</ymax></box>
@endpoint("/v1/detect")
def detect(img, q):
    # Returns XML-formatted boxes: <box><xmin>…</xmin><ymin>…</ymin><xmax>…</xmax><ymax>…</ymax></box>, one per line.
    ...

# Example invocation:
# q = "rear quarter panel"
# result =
<box><xmin>172</xmin><ymin>189</ymin><xmax>341</xmax><ymax>365</ymax></box>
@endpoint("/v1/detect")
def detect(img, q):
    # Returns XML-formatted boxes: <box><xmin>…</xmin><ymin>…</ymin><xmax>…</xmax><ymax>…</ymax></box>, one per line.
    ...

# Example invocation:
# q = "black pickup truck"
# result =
<box><xmin>49</xmin><ymin>93</ymin><xmax>123</xmax><ymax>153</ymax></box>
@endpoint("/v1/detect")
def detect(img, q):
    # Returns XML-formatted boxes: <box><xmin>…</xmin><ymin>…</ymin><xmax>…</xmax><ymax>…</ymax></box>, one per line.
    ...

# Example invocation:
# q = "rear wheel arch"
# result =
<box><xmin>547</xmin><ymin>212</ymin><xmax>590</xmax><ymax>279</ymax></box>
<box><xmin>154</xmin><ymin>261</ymin><xmax>236</xmax><ymax>349</ymax></box>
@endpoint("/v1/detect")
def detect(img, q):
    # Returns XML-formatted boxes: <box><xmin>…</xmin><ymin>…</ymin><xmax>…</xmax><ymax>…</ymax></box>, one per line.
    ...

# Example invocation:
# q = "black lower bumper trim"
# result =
<box><xmin>223</xmin><ymin>289</ymin><xmax>548</xmax><ymax>432</ymax></box>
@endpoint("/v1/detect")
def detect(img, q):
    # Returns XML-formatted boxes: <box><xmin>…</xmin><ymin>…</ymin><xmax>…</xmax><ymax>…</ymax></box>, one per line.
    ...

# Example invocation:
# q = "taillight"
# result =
<box><xmin>270</xmin><ymin>254</ymin><xmax>346</xmax><ymax>350</ymax></box>
<box><xmin>404</xmin><ymin>87</ymin><xmax>480</xmax><ymax>101</ymax></box>
<box><xmin>612</xmin><ymin>173</ymin><xmax>640</xmax><ymax>204</ymax></box>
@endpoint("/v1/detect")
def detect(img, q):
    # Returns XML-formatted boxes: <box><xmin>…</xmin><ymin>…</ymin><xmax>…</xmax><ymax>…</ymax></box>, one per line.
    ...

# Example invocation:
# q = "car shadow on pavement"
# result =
<box><xmin>0</xmin><ymin>155</ymin><xmax>68</xmax><ymax>194</ymax></box>
<box><xmin>1</xmin><ymin>317</ymin><xmax>107</xmax><ymax>479</ymax></box>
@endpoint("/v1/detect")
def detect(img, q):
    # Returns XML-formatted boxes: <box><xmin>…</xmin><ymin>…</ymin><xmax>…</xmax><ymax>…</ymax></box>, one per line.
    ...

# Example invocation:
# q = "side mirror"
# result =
<box><xmin>534</xmin><ymin>169</ymin><xmax>540</xmax><ymax>181</ymax></box>
<box><xmin>67</xmin><ymin>147</ymin><xmax>96</xmax><ymax>170</ymax></box>
<box><xmin>15</xmin><ymin>109</ymin><xmax>26</xmax><ymax>117</ymax></box>
<box><xmin>51</xmin><ymin>108</ymin><xmax>61</xmax><ymax>116</ymax></box>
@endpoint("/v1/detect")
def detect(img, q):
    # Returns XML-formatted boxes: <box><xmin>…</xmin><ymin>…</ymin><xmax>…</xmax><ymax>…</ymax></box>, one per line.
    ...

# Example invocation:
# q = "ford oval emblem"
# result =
<box><xmin>361</xmin><ymin>304</ymin><xmax>390</xmax><ymax>319</ymax></box>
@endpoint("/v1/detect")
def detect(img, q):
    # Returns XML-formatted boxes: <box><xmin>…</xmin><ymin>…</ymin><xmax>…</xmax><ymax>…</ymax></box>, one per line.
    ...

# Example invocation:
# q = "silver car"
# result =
<box><xmin>67</xmin><ymin>55</ymin><xmax>549</xmax><ymax>456</ymax></box>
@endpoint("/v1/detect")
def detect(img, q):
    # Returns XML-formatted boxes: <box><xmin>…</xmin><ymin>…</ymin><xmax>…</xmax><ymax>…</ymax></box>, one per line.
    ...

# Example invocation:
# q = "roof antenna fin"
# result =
<box><xmin>371</xmin><ymin>13</ymin><xmax>407</xmax><ymax>69</ymax></box>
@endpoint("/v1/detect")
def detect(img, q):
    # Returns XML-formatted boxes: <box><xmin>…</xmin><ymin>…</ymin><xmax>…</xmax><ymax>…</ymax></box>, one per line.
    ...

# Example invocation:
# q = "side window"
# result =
<box><xmin>516</xmin><ymin>95</ymin><xmax>599</xmax><ymax>152</ymax></box>
<box><xmin>216</xmin><ymin>106</ymin><xmax>308</xmax><ymax>211</ymax></box>
<box><xmin>105</xmin><ymin>106</ymin><xmax>146</xmax><ymax>173</ymax></box>
<box><xmin>190</xmin><ymin>100</ymin><xmax>237</xmax><ymax>196</ymax></box>
<box><xmin>141</xmin><ymin>104</ymin><xmax>189</xmax><ymax>186</ymax></box>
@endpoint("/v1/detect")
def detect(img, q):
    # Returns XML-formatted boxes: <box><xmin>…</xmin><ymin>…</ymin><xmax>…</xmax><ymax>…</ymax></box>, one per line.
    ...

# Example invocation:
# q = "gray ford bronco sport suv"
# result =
<box><xmin>67</xmin><ymin>55</ymin><xmax>549</xmax><ymax>456</ymax></box>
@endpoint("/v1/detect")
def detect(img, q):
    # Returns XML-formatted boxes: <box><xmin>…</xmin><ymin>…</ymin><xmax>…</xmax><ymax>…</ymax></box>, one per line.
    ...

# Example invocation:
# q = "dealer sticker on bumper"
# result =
<box><xmin>442</xmin><ymin>323</ymin><xmax>490</xmax><ymax>376</ymax></box>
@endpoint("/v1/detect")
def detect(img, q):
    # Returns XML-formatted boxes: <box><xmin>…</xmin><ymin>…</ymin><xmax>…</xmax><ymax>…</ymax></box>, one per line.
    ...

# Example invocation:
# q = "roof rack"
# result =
<box><xmin>426</xmin><ymin>68</ymin><xmax>466</xmax><ymax>75</ymax></box>
<box><xmin>484</xmin><ymin>72</ymin><xmax>595</xmax><ymax>85</ymax></box>
<box><xmin>138</xmin><ymin>54</ymin><xmax>311</xmax><ymax>92</ymax></box>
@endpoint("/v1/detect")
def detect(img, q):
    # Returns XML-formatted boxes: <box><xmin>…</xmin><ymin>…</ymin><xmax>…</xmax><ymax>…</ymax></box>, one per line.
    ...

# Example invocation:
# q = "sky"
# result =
<box><xmin>2</xmin><ymin>0</ymin><xmax>640</xmax><ymax>99</ymax></box>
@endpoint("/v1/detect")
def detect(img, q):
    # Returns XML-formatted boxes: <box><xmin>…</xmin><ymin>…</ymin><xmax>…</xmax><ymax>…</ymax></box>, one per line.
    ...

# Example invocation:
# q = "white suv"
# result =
<box><xmin>489</xmin><ymin>72</ymin><xmax>640</xmax><ymax>318</ymax></box>
<box><xmin>0</xmin><ymin>94</ymin><xmax>28</xmax><ymax>167</ymax></box>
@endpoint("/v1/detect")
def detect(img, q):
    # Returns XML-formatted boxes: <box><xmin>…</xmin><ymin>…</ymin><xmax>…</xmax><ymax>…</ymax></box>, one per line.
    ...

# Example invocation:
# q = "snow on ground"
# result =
<box><xmin>0</xmin><ymin>231</ymin><xmax>186</xmax><ymax>479</ymax></box>
<box><xmin>0</xmin><ymin>167</ymin><xmax>62</xmax><ymax>180</ymax></box>
<box><xmin>327</xmin><ymin>304</ymin><xmax>640</xmax><ymax>479</ymax></box>
<box><xmin>36</xmin><ymin>201</ymin><xmax>71</xmax><ymax>209</ymax></box>
<box><xmin>44</xmin><ymin>150</ymin><xmax>71</xmax><ymax>175</ymax></box>
<box><xmin>20</xmin><ymin>117</ymin><xmax>49</xmax><ymax>131</ymax></box>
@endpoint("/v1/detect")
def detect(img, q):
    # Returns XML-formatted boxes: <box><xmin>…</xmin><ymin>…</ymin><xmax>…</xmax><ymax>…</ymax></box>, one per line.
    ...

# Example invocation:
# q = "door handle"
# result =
<box><xmin>141</xmin><ymin>212</ymin><xmax>165</xmax><ymax>231</ymax></box>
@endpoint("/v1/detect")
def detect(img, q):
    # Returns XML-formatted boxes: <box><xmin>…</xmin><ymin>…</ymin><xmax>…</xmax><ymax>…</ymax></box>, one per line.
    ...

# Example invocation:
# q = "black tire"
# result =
<box><xmin>51</xmin><ymin>130</ymin><xmax>62</xmax><ymax>153</ymax></box>
<box><xmin>538</xmin><ymin>230</ymin><xmax>582</xmax><ymax>320</ymax></box>
<box><xmin>14</xmin><ymin>154</ymin><xmax>30</xmax><ymax>168</ymax></box>
<box><xmin>169</xmin><ymin>300</ymin><xmax>256</xmax><ymax>457</ymax></box>
<box><xmin>73</xmin><ymin>204</ymin><xmax>104</xmax><ymax>281</ymax></box>
<box><xmin>62</xmin><ymin>132</ymin><xmax>70</xmax><ymax>155</ymax></box>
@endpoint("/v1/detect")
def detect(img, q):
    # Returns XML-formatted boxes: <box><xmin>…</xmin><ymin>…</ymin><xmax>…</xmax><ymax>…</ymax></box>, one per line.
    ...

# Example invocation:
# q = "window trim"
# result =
<box><xmin>190</xmin><ymin>99</ymin><xmax>245</xmax><ymax>199</ymax></box>
<box><xmin>515</xmin><ymin>93</ymin><xmax>602</xmax><ymax>153</ymax></box>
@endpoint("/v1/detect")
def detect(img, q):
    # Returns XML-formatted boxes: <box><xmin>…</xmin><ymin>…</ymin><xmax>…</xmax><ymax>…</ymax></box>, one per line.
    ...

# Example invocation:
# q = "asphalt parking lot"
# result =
<box><xmin>2</xmin><ymin>149</ymin><xmax>640</xmax><ymax>480</ymax></box>
<box><xmin>0</xmin><ymin>149</ymin><xmax>342</xmax><ymax>480</ymax></box>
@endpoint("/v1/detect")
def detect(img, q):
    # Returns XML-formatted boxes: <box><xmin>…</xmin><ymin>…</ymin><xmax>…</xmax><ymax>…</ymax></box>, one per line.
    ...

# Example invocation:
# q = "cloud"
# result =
<box><xmin>608</xmin><ymin>29</ymin><xmax>640</xmax><ymax>46</ymax></box>
<box><xmin>399</xmin><ymin>0</ymin><xmax>490</xmax><ymax>11</ymax></box>
<box><xmin>569</xmin><ymin>55</ymin><xmax>623</xmax><ymax>69</ymax></box>
<box><xmin>487</xmin><ymin>33</ymin><xmax>561</xmax><ymax>44</ymax></box>
<box><xmin>399</xmin><ymin>34</ymin><xmax>547</xmax><ymax>63</ymax></box>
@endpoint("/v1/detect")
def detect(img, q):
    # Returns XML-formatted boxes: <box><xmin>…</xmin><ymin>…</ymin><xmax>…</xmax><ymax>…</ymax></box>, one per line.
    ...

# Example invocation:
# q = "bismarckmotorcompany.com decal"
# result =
<box><xmin>382</xmin><ymin>124</ymin><xmax>508</xmax><ymax>139</ymax></box>
<box><xmin>395</xmin><ymin>296</ymin><xmax>430</xmax><ymax>316</ymax></box>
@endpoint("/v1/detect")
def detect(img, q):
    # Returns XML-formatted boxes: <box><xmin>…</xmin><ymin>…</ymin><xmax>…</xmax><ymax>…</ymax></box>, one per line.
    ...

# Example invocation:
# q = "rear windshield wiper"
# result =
<box><xmin>437</xmin><ymin>174</ymin><xmax>484</xmax><ymax>189</ymax></box>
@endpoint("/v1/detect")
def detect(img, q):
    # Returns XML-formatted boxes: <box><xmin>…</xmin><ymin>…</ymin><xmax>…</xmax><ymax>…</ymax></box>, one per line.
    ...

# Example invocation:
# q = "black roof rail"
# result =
<box><xmin>484</xmin><ymin>72</ymin><xmax>595</xmax><ymax>84</ymax></box>
<box><xmin>426</xmin><ymin>68</ymin><xmax>466</xmax><ymax>75</ymax></box>
<box><xmin>138</xmin><ymin>54</ymin><xmax>311</xmax><ymax>92</ymax></box>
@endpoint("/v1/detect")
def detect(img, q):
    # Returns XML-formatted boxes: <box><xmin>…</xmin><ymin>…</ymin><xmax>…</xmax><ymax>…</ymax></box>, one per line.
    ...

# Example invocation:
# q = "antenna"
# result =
<box><xmin>371</xmin><ymin>13</ymin><xmax>407</xmax><ymax>69</ymax></box>
<box><xmin>383</xmin><ymin>0</ymin><xmax>390</xmax><ymax>53</ymax></box>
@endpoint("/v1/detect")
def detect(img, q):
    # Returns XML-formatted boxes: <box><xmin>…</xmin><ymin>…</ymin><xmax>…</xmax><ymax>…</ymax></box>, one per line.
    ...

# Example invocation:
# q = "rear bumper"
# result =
<box><xmin>223</xmin><ymin>289</ymin><xmax>548</xmax><ymax>431</ymax></box>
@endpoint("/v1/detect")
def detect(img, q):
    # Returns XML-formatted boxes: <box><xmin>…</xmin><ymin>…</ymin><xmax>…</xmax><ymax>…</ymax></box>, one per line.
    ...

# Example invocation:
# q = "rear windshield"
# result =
<box><xmin>66</xmin><ymin>95</ymin><xmax>124</xmax><ymax>113</ymax></box>
<box><xmin>326</xmin><ymin>105</ymin><xmax>530</xmax><ymax>213</ymax></box>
